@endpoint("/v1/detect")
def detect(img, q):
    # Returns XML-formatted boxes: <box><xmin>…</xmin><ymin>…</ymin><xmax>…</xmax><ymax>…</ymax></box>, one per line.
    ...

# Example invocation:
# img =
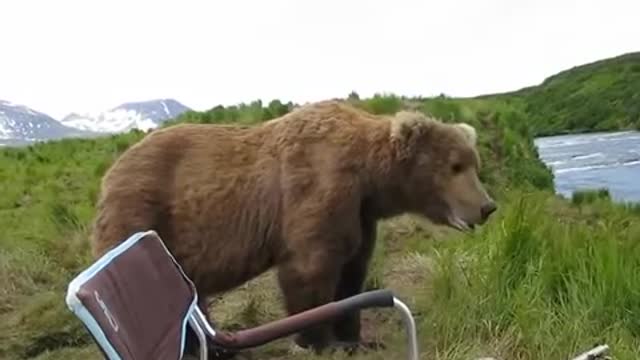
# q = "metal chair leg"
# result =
<box><xmin>188</xmin><ymin>314</ymin><xmax>208</xmax><ymax>360</ymax></box>
<box><xmin>393</xmin><ymin>297</ymin><xmax>419</xmax><ymax>360</ymax></box>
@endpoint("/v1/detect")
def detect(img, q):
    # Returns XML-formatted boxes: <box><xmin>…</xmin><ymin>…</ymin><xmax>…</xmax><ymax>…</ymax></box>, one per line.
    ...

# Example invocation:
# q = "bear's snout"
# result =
<box><xmin>480</xmin><ymin>201</ymin><xmax>497</xmax><ymax>221</ymax></box>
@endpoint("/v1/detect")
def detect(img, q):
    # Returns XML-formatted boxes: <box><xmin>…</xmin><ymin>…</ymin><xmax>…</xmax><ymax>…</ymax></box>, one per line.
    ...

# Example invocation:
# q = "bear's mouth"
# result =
<box><xmin>447</xmin><ymin>214</ymin><xmax>475</xmax><ymax>232</ymax></box>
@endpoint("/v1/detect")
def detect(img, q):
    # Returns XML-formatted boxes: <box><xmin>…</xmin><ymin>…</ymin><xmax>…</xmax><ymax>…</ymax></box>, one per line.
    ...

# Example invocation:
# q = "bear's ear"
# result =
<box><xmin>389</xmin><ymin>111</ymin><xmax>433</xmax><ymax>161</ymax></box>
<box><xmin>390</xmin><ymin>111</ymin><xmax>430</xmax><ymax>142</ymax></box>
<box><xmin>455</xmin><ymin>123</ymin><xmax>477</xmax><ymax>145</ymax></box>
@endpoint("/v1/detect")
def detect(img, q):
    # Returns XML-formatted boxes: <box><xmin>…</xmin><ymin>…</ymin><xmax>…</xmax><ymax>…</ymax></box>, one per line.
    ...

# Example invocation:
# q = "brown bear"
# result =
<box><xmin>89</xmin><ymin>99</ymin><xmax>496</xmax><ymax>356</ymax></box>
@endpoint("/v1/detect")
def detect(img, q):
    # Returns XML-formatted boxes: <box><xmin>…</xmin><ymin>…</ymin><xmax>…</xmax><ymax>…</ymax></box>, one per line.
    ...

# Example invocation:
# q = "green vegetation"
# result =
<box><xmin>2</xmin><ymin>51</ymin><xmax>640</xmax><ymax>359</ymax></box>
<box><xmin>419</xmin><ymin>190</ymin><xmax>640</xmax><ymax>359</ymax></box>
<box><xmin>483</xmin><ymin>52</ymin><xmax>640</xmax><ymax>136</ymax></box>
<box><xmin>571</xmin><ymin>188</ymin><xmax>612</xmax><ymax>206</ymax></box>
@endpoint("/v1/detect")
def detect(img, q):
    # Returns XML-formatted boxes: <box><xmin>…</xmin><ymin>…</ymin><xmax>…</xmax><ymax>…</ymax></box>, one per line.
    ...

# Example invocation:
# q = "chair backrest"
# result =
<box><xmin>66</xmin><ymin>230</ymin><xmax>200</xmax><ymax>360</ymax></box>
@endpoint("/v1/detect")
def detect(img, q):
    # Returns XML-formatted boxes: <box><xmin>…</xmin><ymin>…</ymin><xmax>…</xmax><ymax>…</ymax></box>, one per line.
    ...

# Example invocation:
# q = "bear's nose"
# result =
<box><xmin>481</xmin><ymin>202</ymin><xmax>497</xmax><ymax>220</ymax></box>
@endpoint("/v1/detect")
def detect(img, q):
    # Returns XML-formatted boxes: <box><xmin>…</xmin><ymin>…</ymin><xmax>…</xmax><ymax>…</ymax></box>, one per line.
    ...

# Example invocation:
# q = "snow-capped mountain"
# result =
<box><xmin>60</xmin><ymin>99</ymin><xmax>191</xmax><ymax>133</ymax></box>
<box><xmin>0</xmin><ymin>99</ymin><xmax>95</xmax><ymax>146</ymax></box>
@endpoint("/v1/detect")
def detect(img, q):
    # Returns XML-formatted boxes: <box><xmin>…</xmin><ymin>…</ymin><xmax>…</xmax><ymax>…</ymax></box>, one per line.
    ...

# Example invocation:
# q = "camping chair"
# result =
<box><xmin>65</xmin><ymin>230</ymin><xmax>420</xmax><ymax>360</ymax></box>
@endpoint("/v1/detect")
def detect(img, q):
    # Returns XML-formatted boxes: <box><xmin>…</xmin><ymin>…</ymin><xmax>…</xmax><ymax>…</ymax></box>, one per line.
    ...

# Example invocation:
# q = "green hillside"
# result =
<box><xmin>484</xmin><ymin>52</ymin><xmax>640</xmax><ymax>136</ymax></box>
<box><xmin>2</xmin><ymin>53</ymin><xmax>640</xmax><ymax>359</ymax></box>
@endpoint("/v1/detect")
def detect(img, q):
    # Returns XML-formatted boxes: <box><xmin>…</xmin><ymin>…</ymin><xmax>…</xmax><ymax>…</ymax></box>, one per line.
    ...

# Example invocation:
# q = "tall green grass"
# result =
<box><xmin>417</xmin><ymin>190</ymin><xmax>640</xmax><ymax>359</ymax></box>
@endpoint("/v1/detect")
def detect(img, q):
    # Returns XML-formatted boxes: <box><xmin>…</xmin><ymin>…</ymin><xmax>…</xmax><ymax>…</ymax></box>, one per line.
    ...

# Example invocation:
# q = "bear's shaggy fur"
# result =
<box><xmin>90</xmin><ymin>100</ymin><xmax>496</xmax><ymax>354</ymax></box>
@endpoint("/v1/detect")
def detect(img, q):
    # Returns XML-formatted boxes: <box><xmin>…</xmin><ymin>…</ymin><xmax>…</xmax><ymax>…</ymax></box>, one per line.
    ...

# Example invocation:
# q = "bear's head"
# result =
<box><xmin>388</xmin><ymin>111</ymin><xmax>497</xmax><ymax>231</ymax></box>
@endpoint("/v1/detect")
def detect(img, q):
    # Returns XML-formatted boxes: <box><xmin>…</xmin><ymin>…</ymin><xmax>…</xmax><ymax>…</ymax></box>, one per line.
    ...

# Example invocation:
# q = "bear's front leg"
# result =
<box><xmin>331</xmin><ymin>213</ymin><xmax>385</xmax><ymax>352</ymax></box>
<box><xmin>276</xmin><ymin>251</ymin><xmax>343</xmax><ymax>354</ymax></box>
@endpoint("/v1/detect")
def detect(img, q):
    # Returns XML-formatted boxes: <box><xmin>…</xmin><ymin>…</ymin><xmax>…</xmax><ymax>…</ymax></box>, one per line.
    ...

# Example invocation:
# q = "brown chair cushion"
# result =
<box><xmin>66</xmin><ymin>230</ymin><xmax>199</xmax><ymax>360</ymax></box>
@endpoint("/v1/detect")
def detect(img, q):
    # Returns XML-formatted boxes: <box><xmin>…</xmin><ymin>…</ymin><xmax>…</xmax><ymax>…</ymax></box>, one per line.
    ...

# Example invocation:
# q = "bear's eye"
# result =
<box><xmin>452</xmin><ymin>163</ymin><xmax>463</xmax><ymax>174</ymax></box>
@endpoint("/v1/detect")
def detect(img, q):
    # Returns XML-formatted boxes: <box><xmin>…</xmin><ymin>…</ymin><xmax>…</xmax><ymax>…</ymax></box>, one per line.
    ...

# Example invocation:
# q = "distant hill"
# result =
<box><xmin>2</xmin><ymin>51</ymin><xmax>639</xmax><ymax>146</ymax></box>
<box><xmin>60</xmin><ymin>99</ymin><xmax>191</xmax><ymax>133</ymax></box>
<box><xmin>0</xmin><ymin>98</ymin><xmax>191</xmax><ymax>146</ymax></box>
<box><xmin>0</xmin><ymin>100</ymin><xmax>97</xmax><ymax>145</ymax></box>
<box><xmin>484</xmin><ymin>52</ymin><xmax>640</xmax><ymax>136</ymax></box>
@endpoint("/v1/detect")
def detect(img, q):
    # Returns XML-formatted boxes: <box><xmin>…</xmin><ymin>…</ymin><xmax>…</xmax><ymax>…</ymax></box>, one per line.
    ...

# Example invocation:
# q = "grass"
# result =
<box><xmin>571</xmin><ymin>188</ymin><xmax>612</xmax><ymax>205</ymax></box>
<box><xmin>0</xmin><ymin>92</ymin><xmax>639</xmax><ymax>359</ymax></box>
<box><xmin>417</xmin><ymin>190</ymin><xmax>640</xmax><ymax>359</ymax></box>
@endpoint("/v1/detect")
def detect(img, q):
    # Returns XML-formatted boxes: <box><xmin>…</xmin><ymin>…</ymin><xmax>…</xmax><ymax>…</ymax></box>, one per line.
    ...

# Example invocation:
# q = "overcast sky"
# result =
<box><xmin>1</xmin><ymin>0</ymin><xmax>638</xmax><ymax>119</ymax></box>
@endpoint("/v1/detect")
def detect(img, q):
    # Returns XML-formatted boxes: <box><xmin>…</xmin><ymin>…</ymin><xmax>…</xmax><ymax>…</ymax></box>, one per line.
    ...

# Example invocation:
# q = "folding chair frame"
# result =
<box><xmin>187</xmin><ymin>290</ymin><xmax>418</xmax><ymax>360</ymax></box>
<box><xmin>65</xmin><ymin>230</ymin><xmax>420</xmax><ymax>360</ymax></box>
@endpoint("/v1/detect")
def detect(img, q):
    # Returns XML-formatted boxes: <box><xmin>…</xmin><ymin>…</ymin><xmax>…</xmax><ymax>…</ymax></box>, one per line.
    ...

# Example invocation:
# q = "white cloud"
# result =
<box><xmin>0</xmin><ymin>0</ymin><xmax>638</xmax><ymax>119</ymax></box>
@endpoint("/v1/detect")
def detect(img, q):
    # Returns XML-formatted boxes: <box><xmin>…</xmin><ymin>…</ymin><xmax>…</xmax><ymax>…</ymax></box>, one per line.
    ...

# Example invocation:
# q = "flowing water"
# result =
<box><xmin>534</xmin><ymin>130</ymin><xmax>640</xmax><ymax>203</ymax></box>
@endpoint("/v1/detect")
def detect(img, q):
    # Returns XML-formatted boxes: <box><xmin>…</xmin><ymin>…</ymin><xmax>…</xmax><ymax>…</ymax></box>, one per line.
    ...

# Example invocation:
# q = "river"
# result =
<box><xmin>534</xmin><ymin>130</ymin><xmax>640</xmax><ymax>203</ymax></box>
